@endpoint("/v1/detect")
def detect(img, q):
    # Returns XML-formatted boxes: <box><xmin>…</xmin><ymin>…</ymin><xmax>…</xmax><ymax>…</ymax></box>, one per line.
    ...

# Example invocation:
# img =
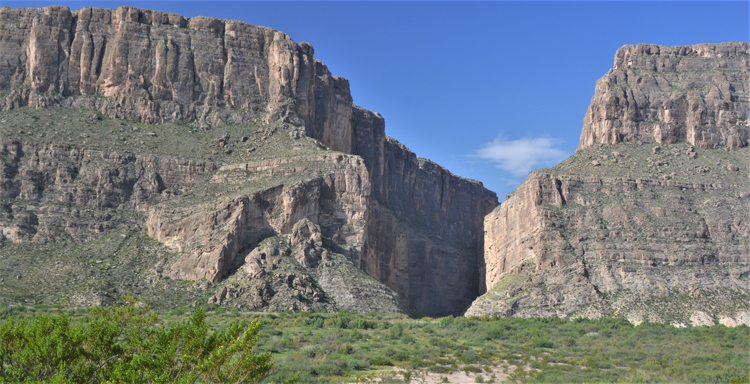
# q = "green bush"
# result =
<box><xmin>389</xmin><ymin>323</ymin><xmax>403</xmax><ymax>339</ymax></box>
<box><xmin>350</xmin><ymin>318</ymin><xmax>371</xmax><ymax>329</ymax></box>
<box><xmin>533</xmin><ymin>338</ymin><xmax>554</xmax><ymax>348</ymax></box>
<box><xmin>370</xmin><ymin>356</ymin><xmax>393</xmax><ymax>366</ymax></box>
<box><xmin>429</xmin><ymin>365</ymin><xmax>452</xmax><ymax>374</ymax></box>
<box><xmin>439</xmin><ymin>316</ymin><xmax>454</xmax><ymax>328</ymax></box>
<box><xmin>0</xmin><ymin>297</ymin><xmax>279</xmax><ymax>383</ymax></box>
<box><xmin>464</xmin><ymin>365</ymin><xmax>483</xmax><ymax>374</ymax></box>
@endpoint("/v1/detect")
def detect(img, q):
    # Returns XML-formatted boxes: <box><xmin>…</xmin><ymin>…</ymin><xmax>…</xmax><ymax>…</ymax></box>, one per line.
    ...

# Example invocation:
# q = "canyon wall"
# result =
<box><xmin>0</xmin><ymin>5</ymin><xmax>498</xmax><ymax>314</ymax></box>
<box><xmin>579</xmin><ymin>42</ymin><xmax>749</xmax><ymax>150</ymax></box>
<box><xmin>473</xmin><ymin>42</ymin><xmax>749</xmax><ymax>325</ymax></box>
<box><xmin>0</xmin><ymin>5</ymin><xmax>353</xmax><ymax>151</ymax></box>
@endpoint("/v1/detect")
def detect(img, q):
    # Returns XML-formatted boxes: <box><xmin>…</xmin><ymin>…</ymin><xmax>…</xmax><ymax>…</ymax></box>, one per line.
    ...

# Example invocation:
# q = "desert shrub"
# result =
<box><xmin>464</xmin><ymin>365</ymin><xmax>483</xmax><ymax>374</ymax></box>
<box><xmin>302</xmin><ymin>344</ymin><xmax>322</xmax><ymax>358</ymax></box>
<box><xmin>311</xmin><ymin>361</ymin><xmax>346</xmax><ymax>376</ymax></box>
<box><xmin>429</xmin><ymin>365</ymin><xmax>452</xmax><ymax>374</ymax></box>
<box><xmin>392</xmin><ymin>351</ymin><xmax>410</xmax><ymax>362</ymax></box>
<box><xmin>401</xmin><ymin>335</ymin><xmax>416</xmax><ymax>344</ymax></box>
<box><xmin>370</xmin><ymin>356</ymin><xmax>393</xmax><ymax>366</ymax></box>
<box><xmin>345</xmin><ymin>358</ymin><xmax>367</xmax><ymax>371</ymax></box>
<box><xmin>0</xmin><ymin>297</ymin><xmax>279</xmax><ymax>383</ymax></box>
<box><xmin>533</xmin><ymin>338</ymin><xmax>554</xmax><ymax>348</ymax></box>
<box><xmin>484</xmin><ymin>321</ymin><xmax>510</xmax><ymax>340</ymax></box>
<box><xmin>389</xmin><ymin>323</ymin><xmax>403</xmax><ymax>339</ymax></box>
<box><xmin>350</xmin><ymin>318</ymin><xmax>371</xmax><ymax>329</ymax></box>
<box><xmin>439</xmin><ymin>315</ymin><xmax>454</xmax><ymax>328</ymax></box>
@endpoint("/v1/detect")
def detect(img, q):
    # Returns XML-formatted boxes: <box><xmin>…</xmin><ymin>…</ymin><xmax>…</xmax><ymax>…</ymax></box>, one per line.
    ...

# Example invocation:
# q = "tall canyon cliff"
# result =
<box><xmin>469</xmin><ymin>42</ymin><xmax>749</xmax><ymax>327</ymax></box>
<box><xmin>1</xmin><ymin>6</ymin><xmax>745</xmax><ymax>323</ymax></box>
<box><xmin>0</xmin><ymin>5</ymin><xmax>497</xmax><ymax>314</ymax></box>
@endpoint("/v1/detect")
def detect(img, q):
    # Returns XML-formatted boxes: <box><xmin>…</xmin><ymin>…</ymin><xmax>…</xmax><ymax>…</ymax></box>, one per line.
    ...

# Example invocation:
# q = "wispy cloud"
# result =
<box><xmin>471</xmin><ymin>137</ymin><xmax>568</xmax><ymax>177</ymax></box>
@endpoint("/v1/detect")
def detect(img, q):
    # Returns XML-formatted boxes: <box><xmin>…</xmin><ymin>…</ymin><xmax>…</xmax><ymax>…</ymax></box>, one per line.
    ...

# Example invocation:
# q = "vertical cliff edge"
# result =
<box><xmin>0</xmin><ymin>5</ymin><xmax>498</xmax><ymax>314</ymax></box>
<box><xmin>470</xmin><ymin>42</ymin><xmax>749</xmax><ymax>326</ymax></box>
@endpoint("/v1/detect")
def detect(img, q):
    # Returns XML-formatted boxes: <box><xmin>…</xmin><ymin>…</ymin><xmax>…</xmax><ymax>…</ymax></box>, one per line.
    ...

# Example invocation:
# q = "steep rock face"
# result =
<box><xmin>579</xmin><ymin>42</ymin><xmax>749</xmax><ymax>150</ymax></box>
<box><xmin>0</xmin><ymin>5</ymin><xmax>499</xmax><ymax>315</ymax></box>
<box><xmin>147</xmin><ymin>154</ymin><xmax>370</xmax><ymax>284</ymax></box>
<box><xmin>0</xmin><ymin>5</ymin><xmax>352</xmax><ymax>152</ymax></box>
<box><xmin>472</xmin><ymin>140</ymin><xmax>750</xmax><ymax>325</ymax></box>
<box><xmin>352</xmin><ymin>106</ymin><xmax>499</xmax><ymax>314</ymax></box>
<box><xmin>473</xmin><ymin>42</ymin><xmax>750</xmax><ymax>324</ymax></box>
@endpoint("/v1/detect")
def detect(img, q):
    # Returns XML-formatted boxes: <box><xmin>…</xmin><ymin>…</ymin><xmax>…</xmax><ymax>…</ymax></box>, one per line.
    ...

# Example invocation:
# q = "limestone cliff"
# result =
<box><xmin>579</xmin><ymin>42</ymin><xmax>749</xmax><ymax>150</ymax></box>
<box><xmin>471</xmin><ymin>42</ymin><xmax>749</xmax><ymax>326</ymax></box>
<box><xmin>0</xmin><ymin>5</ymin><xmax>353</xmax><ymax>152</ymax></box>
<box><xmin>0</xmin><ymin>5</ymin><xmax>497</xmax><ymax>314</ymax></box>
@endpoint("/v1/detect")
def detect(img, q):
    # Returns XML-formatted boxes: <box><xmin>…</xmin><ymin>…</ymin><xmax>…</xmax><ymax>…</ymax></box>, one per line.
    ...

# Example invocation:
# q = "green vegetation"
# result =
<box><xmin>0</xmin><ymin>297</ymin><xmax>285</xmax><ymax>383</ymax></box>
<box><xmin>0</xmin><ymin>300</ymin><xmax>747</xmax><ymax>383</ymax></box>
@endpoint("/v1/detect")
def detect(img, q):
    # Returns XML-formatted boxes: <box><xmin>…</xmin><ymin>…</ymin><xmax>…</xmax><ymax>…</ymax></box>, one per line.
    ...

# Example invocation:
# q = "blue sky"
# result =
<box><xmin>5</xmin><ymin>1</ymin><xmax>749</xmax><ymax>199</ymax></box>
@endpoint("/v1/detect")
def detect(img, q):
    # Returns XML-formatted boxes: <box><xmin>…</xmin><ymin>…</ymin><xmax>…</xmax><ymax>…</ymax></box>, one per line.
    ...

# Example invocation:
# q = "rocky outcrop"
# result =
<box><xmin>0</xmin><ymin>5</ymin><xmax>353</xmax><ymax>152</ymax></box>
<box><xmin>147</xmin><ymin>154</ymin><xmax>370</xmax><ymax>284</ymax></box>
<box><xmin>0</xmin><ymin>5</ymin><xmax>498</xmax><ymax>315</ymax></box>
<box><xmin>471</xmin><ymin>42</ymin><xmax>750</xmax><ymax>324</ymax></box>
<box><xmin>579</xmin><ymin>42</ymin><xmax>749</xmax><ymax>150</ymax></box>
<box><xmin>0</xmin><ymin>138</ymin><xmax>217</xmax><ymax>242</ymax></box>
<box><xmin>473</xmin><ymin>127</ymin><xmax>750</xmax><ymax>324</ymax></box>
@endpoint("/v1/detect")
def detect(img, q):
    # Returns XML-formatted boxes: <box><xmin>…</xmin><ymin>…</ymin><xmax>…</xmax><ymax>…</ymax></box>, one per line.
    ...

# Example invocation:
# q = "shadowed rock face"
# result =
<box><xmin>0</xmin><ymin>5</ymin><xmax>498</xmax><ymax>315</ymax></box>
<box><xmin>579</xmin><ymin>42</ymin><xmax>749</xmax><ymax>150</ymax></box>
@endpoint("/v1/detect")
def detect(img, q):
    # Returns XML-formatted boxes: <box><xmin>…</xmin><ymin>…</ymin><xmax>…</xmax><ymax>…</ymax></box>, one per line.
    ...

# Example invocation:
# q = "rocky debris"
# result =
<box><xmin>242</xmin><ymin>244</ymin><xmax>284</xmax><ymax>277</ymax></box>
<box><xmin>579</xmin><ymin>43</ymin><xmax>749</xmax><ymax>151</ymax></box>
<box><xmin>217</xmin><ymin>136</ymin><xmax>229</xmax><ymax>148</ymax></box>
<box><xmin>218</xmin><ymin>235</ymin><xmax>403</xmax><ymax>313</ymax></box>
<box><xmin>727</xmin><ymin>163</ymin><xmax>739</xmax><ymax>171</ymax></box>
<box><xmin>290</xmin><ymin>218</ymin><xmax>327</xmax><ymax>268</ymax></box>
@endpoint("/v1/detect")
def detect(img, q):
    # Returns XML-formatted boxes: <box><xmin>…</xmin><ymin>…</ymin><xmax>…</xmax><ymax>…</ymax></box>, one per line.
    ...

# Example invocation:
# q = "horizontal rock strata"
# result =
<box><xmin>0</xmin><ymin>5</ymin><xmax>498</xmax><ymax>315</ymax></box>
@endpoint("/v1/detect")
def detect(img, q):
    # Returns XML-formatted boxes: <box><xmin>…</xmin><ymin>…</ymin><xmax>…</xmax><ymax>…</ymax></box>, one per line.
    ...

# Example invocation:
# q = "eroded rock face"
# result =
<box><xmin>474</xmin><ymin>142</ymin><xmax>750</xmax><ymax>324</ymax></box>
<box><xmin>0</xmin><ymin>5</ymin><xmax>499</xmax><ymax>315</ymax></box>
<box><xmin>0</xmin><ymin>5</ymin><xmax>352</xmax><ymax>152</ymax></box>
<box><xmin>579</xmin><ymin>42</ymin><xmax>749</xmax><ymax>150</ymax></box>
<box><xmin>473</xmin><ymin>42</ymin><xmax>750</xmax><ymax>324</ymax></box>
<box><xmin>0</xmin><ymin>138</ymin><xmax>217</xmax><ymax>242</ymax></box>
<box><xmin>147</xmin><ymin>154</ymin><xmax>370</xmax><ymax>283</ymax></box>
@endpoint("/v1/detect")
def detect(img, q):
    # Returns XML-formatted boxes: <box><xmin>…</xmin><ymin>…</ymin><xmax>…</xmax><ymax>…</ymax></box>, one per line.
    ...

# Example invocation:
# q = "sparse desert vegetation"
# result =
<box><xmin>0</xmin><ymin>303</ymin><xmax>747</xmax><ymax>383</ymax></box>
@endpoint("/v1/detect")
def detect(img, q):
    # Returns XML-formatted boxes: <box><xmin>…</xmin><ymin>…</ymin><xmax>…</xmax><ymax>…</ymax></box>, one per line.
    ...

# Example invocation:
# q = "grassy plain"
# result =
<box><xmin>0</xmin><ymin>304</ymin><xmax>746</xmax><ymax>383</ymax></box>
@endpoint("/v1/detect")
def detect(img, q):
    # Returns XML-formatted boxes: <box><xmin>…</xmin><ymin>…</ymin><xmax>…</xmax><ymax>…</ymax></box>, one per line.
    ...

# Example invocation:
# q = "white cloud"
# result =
<box><xmin>471</xmin><ymin>137</ymin><xmax>568</xmax><ymax>177</ymax></box>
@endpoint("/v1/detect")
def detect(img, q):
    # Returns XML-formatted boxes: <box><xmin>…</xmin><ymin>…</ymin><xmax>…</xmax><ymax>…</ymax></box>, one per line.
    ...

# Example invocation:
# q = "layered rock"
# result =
<box><xmin>472</xmin><ymin>42</ymin><xmax>750</xmax><ymax>324</ymax></box>
<box><xmin>579</xmin><ymin>42</ymin><xmax>749</xmax><ymax>150</ymax></box>
<box><xmin>0</xmin><ymin>5</ymin><xmax>498</xmax><ymax>314</ymax></box>
<box><xmin>0</xmin><ymin>137</ymin><xmax>217</xmax><ymax>243</ymax></box>
<box><xmin>0</xmin><ymin>5</ymin><xmax>353</xmax><ymax>152</ymax></box>
<box><xmin>147</xmin><ymin>154</ymin><xmax>370</xmax><ymax>284</ymax></box>
<box><xmin>472</xmin><ymin>126</ymin><xmax>749</xmax><ymax>324</ymax></box>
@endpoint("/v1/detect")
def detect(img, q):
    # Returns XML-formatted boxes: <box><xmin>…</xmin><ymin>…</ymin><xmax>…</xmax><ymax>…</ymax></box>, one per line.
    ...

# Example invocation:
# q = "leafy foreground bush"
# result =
<box><xmin>0</xmin><ymin>297</ymin><xmax>293</xmax><ymax>383</ymax></box>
